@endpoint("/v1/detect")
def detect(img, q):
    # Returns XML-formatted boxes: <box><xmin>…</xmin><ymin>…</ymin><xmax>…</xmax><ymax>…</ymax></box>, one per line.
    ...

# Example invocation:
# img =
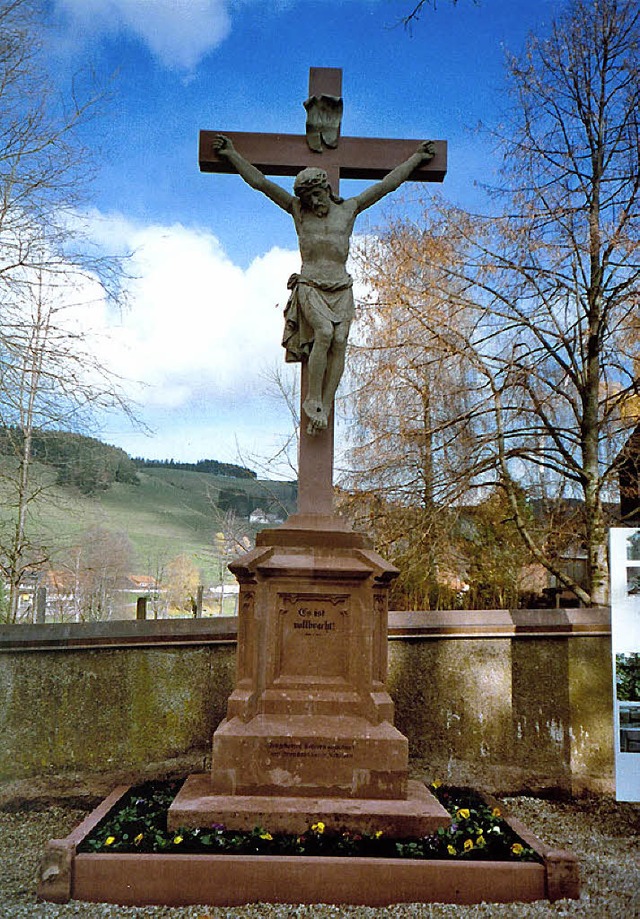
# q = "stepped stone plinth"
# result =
<box><xmin>168</xmin><ymin>515</ymin><xmax>449</xmax><ymax>835</ymax></box>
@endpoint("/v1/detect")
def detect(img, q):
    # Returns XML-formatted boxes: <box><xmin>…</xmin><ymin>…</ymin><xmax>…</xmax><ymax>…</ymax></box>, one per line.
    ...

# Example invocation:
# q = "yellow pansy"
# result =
<box><xmin>374</xmin><ymin>830</ymin><xmax>383</xmax><ymax>839</ymax></box>
<box><xmin>457</xmin><ymin>808</ymin><xmax>470</xmax><ymax>820</ymax></box>
<box><xmin>476</xmin><ymin>835</ymin><xmax>486</xmax><ymax>847</ymax></box>
<box><xmin>311</xmin><ymin>821</ymin><xmax>325</xmax><ymax>834</ymax></box>
<box><xmin>463</xmin><ymin>839</ymin><xmax>474</xmax><ymax>851</ymax></box>
<box><xmin>173</xmin><ymin>835</ymin><xmax>184</xmax><ymax>845</ymax></box>
<box><xmin>105</xmin><ymin>836</ymin><xmax>115</xmax><ymax>846</ymax></box>
<box><xmin>134</xmin><ymin>833</ymin><xmax>144</xmax><ymax>845</ymax></box>
<box><xmin>431</xmin><ymin>779</ymin><xmax>443</xmax><ymax>789</ymax></box>
<box><xmin>492</xmin><ymin>807</ymin><xmax>501</xmax><ymax>818</ymax></box>
<box><xmin>259</xmin><ymin>832</ymin><xmax>273</xmax><ymax>841</ymax></box>
<box><xmin>447</xmin><ymin>844</ymin><xmax>457</xmax><ymax>856</ymax></box>
<box><xmin>511</xmin><ymin>842</ymin><xmax>524</xmax><ymax>856</ymax></box>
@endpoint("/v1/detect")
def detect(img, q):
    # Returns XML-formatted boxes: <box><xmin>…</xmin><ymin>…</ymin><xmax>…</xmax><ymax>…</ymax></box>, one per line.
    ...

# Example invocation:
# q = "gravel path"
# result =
<box><xmin>0</xmin><ymin>794</ymin><xmax>638</xmax><ymax>919</ymax></box>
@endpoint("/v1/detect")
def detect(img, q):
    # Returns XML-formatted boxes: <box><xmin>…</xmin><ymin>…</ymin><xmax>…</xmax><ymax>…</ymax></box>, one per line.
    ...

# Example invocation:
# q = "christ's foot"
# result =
<box><xmin>303</xmin><ymin>397</ymin><xmax>328</xmax><ymax>435</ymax></box>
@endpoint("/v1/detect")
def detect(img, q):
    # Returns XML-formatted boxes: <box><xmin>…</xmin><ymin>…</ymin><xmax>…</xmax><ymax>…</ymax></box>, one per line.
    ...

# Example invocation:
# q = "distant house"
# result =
<box><xmin>249</xmin><ymin>507</ymin><xmax>284</xmax><ymax>525</ymax></box>
<box><xmin>618</xmin><ymin>423</ymin><xmax>640</xmax><ymax>525</ymax></box>
<box><xmin>542</xmin><ymin>546</ymin><xmax>589</xmax><ymax>608</ymax></box>
<box><xmin>124</xmin><ymin>574</ymin><xmax>158</xmax><ymax>593</ymax></box>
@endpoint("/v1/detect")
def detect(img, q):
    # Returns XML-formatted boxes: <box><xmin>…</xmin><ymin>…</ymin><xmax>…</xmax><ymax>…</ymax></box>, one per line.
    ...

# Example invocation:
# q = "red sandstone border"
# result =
<box><xmin>36</xmin><ymin>785</ymin><xmax>580</xmax><ymax>907</ymax></box>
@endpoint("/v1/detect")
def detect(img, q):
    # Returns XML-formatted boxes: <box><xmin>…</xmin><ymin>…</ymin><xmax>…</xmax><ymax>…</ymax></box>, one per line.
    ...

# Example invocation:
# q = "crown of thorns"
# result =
<box><xmin>293</xmin><ymin>167</ymin><xmax>329</xmax><ymax>196</ymax></box>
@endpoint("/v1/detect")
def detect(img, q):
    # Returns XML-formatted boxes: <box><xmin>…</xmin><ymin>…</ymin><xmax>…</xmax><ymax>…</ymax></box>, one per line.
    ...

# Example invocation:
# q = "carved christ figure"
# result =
<box><xmin>212</xmin><ymin>135</ymin><xmax>435</xmax><ymax>434</ymax></box>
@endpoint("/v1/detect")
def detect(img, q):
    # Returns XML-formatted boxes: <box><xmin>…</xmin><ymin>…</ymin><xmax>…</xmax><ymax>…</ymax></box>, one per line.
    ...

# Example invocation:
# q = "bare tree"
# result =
<box><xmin>259</xmin><ymin>361</ymin><xmax>299</xmax><ymax>485</ymax></box>
<box><xmin>344</xmin><ymin>222</ymin><xmax>532</xmax><ymax>609</ymax></box>
<box><xmin>348</xmin><ymin>227</ymin><xmax>488</xmax><ymax>511</ymax></box>
<box><xmin>344</xmin><ymin>230</ymin><xmax>467</xmax><ymax>607</ymax></box>
<box><xmin>0</xmin><ymin>257</ymin><xmax>132</xmax><ymax>621</ymax></box>
<box><xmin>62</xmin><ymin>526</ymin><xmax>134</xmax><ymax>621</ymax></box>
<box><xmin>165</xmin><ymin>553</ymin><xmax>201</xmax><ymax>615</ymax></box>
<box><xmin>398</xmin><ymin>0</ymin><xmax>466</xmax><ymax>29</ymax></box>
<box><xmin>470</xmin><ymin>0</ymin><xmax>640</xmax><ymax>604</ymax></box>
<box><xmin>0</xmin><ymin>0</ymin><xmax>105</xmax><ymax>270</ymax></box>
<box><xmin>0</xmin><ymin>0</ymin><xmax>127</xmax><ymax>335</ymax></box>
<box><xmin>352</xmin><ymin>0</ymin><xmax>639</xmax><ymax>606</ymax></box>
<box><xmin>0</xmin><ymin>1</ymin><xmax>132</xmax><ymax>619</ymax></box>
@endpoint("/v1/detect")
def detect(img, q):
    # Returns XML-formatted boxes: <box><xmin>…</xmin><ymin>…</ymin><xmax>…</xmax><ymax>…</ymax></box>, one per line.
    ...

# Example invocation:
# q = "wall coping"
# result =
<box><xmin>388</xmin><ymin>607</ymin><xmax>611</xmax><ymax>640</ymax></box>
<box><xmin>0</xmin><ymin>617</ymin><xmax>238</xmax><ymax>651</ymax></box>
<box><xmin>0</xmin><ymin>608</ymin><xmax>610</xmax><ymax>652</ymax></box>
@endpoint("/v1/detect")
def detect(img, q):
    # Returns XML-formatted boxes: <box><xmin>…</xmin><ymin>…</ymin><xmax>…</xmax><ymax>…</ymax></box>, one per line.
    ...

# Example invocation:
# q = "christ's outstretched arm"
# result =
<box><xmin>352</xmin><ymin>141</ymin><xmax>435</xmax><ymax>214</ymax></box>
<box><xmin>212</xmin><ymin>135</ymin><xmax>295</xmax><ymax>213</ymax></box>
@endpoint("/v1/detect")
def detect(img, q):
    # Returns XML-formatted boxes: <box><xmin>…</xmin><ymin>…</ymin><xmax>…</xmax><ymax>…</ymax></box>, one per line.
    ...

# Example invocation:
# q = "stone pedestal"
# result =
<box><xmin>169</xmin><ymin>515</ymin><xmax>449</xmax><ymax>835</ymax></box>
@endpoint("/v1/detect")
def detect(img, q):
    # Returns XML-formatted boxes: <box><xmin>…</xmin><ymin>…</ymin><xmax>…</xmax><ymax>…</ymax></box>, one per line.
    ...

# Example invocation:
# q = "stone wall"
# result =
<box><xmin>0</xmin><ymin>610</ymin><xmax>613</xmax><ymax>804</ymax></box>
<box><xmin>387</xmin><ymin>609</ymin><xmax>613</xmax><ymax>796</ymax></box>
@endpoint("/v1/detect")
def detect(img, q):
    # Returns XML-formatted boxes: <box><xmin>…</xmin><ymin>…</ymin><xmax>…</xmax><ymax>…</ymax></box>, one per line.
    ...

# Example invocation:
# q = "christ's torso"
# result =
<box><xmin>293</xmin><ymin>199</ymin><xmax>357</xmax><ymax>285</ymax></box>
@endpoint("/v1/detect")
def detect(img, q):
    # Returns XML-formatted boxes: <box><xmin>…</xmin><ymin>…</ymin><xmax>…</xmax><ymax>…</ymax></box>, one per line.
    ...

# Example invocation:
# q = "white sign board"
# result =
<box><xmin>610</xmin><ymin>527</ymin><xmax>640</xmax><ymax>801</ymax></box>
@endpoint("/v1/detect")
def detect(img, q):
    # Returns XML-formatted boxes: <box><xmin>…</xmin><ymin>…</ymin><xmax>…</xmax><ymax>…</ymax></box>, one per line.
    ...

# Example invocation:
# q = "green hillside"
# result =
<box><xmin>0</xmin><ymin>439</ymin><xmax>297</xmax><ymax>588</ymax></box>
<box><xmin>96</xmin><ymin>466</ymin><xmax>297</xmax><ymax>580</ymax></box>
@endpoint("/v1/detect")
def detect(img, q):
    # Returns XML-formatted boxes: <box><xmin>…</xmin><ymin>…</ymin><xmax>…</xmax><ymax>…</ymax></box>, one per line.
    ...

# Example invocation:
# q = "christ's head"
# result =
<box><xmin>294</xmin><ymin>167</ymin><xmax>334</xmax><ymax>216</ymax></box>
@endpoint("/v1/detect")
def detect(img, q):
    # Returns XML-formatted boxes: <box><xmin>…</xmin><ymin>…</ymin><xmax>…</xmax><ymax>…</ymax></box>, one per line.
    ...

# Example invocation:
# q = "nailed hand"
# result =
<box><xmin>418</xmin><ymin>140</ymin><xmax>436</xmax><ymax>161</ymax></box>
<box><xmin>212</xmin><ymin>134</ymin><xmax>234</xmax><ymax>156</ymax></box>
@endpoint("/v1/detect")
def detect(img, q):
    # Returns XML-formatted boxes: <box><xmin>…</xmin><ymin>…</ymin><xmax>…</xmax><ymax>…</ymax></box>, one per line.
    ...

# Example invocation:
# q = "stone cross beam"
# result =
<box><xmin>199</xmin><ymin>67</ymin><xmax>447</xmax><ymax>517</ymax></box>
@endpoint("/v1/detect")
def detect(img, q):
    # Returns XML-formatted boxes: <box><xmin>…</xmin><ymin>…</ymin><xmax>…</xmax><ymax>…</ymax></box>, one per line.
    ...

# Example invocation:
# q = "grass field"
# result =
<box><xmin>0</xmin><ymin>461</ymin><xmax>297</xmax><ymax>591</ymax></box>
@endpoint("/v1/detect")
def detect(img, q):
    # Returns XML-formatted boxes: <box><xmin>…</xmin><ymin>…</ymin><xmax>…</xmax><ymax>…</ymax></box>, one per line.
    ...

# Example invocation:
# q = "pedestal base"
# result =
<box><xmin>214</xmin><ymin>519</ymin><xmax>408</xmax><ymax>800</ymax></box>
<box><xmin>211</xmin><ymin>713</ymin><xmax>408</xmax><ymax>799</ymax></box>
<box><xmin>168</xmin><ymin>774</ymin><xmax>450</xmax><ymax>837</ymax></box>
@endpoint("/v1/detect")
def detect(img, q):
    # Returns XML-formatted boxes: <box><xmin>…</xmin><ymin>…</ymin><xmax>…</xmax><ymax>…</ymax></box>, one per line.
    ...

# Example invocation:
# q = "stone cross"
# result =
<box><xmin>199</xmin><ymin>68</ymin><xmax>447</xmax><ymax>517</ymax></box>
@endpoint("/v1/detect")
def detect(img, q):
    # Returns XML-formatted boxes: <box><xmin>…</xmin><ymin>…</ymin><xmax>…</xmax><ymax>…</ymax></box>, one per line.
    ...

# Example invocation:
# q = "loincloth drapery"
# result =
<box><xmin>281</xmin><ymin>273</ymin><xmax>354</xmax><ymax>363</ymax></box>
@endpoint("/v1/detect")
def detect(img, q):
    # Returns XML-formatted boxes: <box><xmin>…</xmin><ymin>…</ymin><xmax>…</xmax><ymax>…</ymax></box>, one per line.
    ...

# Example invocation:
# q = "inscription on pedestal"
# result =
<box><xmin>277</xmin><ymin>593</ymin><xmax>349</xmax><ymax>679</ymax></box>
<box><xmin>267</xmin><ymin>740</ymin><xmax>354</xmax><ymax>760</ymax></box>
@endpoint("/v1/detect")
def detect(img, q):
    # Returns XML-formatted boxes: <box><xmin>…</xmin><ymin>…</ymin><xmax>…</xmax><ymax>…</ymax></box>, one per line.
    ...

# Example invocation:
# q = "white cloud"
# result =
<box><xmin>84</xmin><ymin>212</ymin><xmax>299</xmax><ymax>414</ymax></box>
<box><xmin>54</xmin><ymin>0</ymin><xmax>231</xmax><ymax>71</ymax></box>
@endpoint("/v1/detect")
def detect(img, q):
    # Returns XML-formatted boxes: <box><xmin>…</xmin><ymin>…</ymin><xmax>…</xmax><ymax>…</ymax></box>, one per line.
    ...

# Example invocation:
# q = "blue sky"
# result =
<box><xmin>42</xmin><ymin>0</ymin><xmax>563</xmax><ymax>472</ymax></box>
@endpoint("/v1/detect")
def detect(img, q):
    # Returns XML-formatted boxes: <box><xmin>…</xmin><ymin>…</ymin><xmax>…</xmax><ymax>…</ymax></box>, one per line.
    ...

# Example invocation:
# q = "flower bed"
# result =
<box><xmin>76</xmin><ymin>779</ymin><xmax>539</xmax><ymax>863</ymax></box>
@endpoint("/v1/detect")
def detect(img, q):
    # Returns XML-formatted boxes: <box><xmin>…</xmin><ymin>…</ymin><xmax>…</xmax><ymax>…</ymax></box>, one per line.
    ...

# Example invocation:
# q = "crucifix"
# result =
<box><xmin>199</xmin><ymin>67</ymin><xmax>446</xmax><ymax>519</ymax></box>
<box><xmin>166</xmin><ymin>69</ymin><xmax>450</xmax><ymax>827</ymax></box>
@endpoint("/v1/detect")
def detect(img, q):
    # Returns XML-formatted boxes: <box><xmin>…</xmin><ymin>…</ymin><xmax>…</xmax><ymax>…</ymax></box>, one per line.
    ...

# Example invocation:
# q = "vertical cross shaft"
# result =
<box><xmin>297</xmin><ymin>67</ymin><xmax>342</xmax><ymax>519</ymax></box>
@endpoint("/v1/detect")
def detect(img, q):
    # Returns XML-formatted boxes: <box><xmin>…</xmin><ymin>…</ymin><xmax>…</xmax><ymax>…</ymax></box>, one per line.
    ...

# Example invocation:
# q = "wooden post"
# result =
<box><xmin>35</xmin><ymin>586</ymin><xmax>46</xmax><ymax>623</ymax></box>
